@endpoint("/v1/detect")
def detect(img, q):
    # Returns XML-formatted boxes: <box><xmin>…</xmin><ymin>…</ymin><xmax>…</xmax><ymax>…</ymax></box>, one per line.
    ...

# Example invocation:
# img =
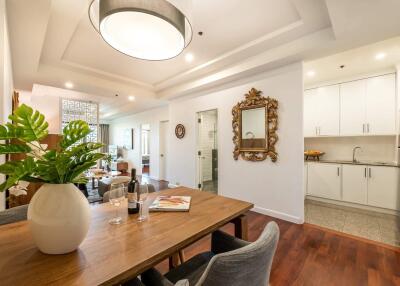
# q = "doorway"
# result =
<box><xmin>159</xmin><ymin>120</ymin><xmax>169</xmax><ymax>181</ymax></box>
<box><xmin>196</xmin><ymin>109</ymin><xmax>218</xmax><ymax>194</ymax></box>
<box><xmin>141</xmin><ymin>124</ymin><xmax>150</xmax><ymax>177</ymax></box>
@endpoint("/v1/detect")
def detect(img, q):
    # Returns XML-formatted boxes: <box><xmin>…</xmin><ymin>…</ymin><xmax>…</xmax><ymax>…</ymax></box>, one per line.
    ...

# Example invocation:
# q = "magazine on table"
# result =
<box><xmin>149</xmin><ymin>196</ymin><xmax>191</xmax><ymax>212</ymax></box>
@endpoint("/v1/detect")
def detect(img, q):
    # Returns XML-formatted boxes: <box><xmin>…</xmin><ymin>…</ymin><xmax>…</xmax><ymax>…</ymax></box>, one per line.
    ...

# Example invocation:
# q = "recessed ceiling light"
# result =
<box><xmin>375</xmin><ymin>52</ymin><xmax>386</xmax><ymax>60</ymax></box>
<box><xmin>306</xmin><ymin>70</ymin><xmax>316</xmax><ymax>77</ymax></box>
<box><xmin>185</xmin><ymin>53</ymin><xmax>194</xmax><ymax>62</ymax></box>
<box><xmin>65</xmin><ymin>81</ymin><xmax>74</xmax><ymax>89</ymax></box>
<box><xmin>128</xmin><ymin>95</ymin><xmax>136</xmax><ymax>101</ymax></box>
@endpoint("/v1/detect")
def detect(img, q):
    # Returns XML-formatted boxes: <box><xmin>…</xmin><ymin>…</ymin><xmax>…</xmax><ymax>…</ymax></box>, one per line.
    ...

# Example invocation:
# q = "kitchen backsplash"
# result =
<box><xmin>304</xmin><ymin>136</ymin><xmax>397</xmax><ymax>163</ymax></box>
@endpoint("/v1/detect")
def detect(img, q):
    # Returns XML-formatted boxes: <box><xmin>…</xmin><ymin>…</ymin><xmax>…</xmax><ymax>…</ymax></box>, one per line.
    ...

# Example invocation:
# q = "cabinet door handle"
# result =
<box><xmin>363</xmin><ymin>124</ymin><xmax>365</xmax><ymax>133</ymax></box>
<box><xmin>369</xmin><ymin>168</ymin><xmax>372</xmax><ymax>178</ymax></box>
<box><xmin>337</xmin><ymin>167</ymin><xmax>340</xmax><ymax>176</ymax></box>
<box><xmin>364</xmin><ymin>167</ymin><xmax>367</xmax><ymax>178</ymax></box>
<box><xmin>367</xmin><ymin>123</ymin><xmax>370</xmax><ymax>133</ymax></box>
<box><xmin>315</xmin><ymin>127</ymin><xmax>318</xmax><ymax>136</ymax></box>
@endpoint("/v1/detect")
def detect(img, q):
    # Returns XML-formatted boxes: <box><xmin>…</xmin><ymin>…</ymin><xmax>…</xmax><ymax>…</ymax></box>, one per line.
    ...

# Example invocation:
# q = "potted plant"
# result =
<box><xmin>0</xmin><ymin>104</ymin><xmax>106</xmax><ymax>254</ymax></box>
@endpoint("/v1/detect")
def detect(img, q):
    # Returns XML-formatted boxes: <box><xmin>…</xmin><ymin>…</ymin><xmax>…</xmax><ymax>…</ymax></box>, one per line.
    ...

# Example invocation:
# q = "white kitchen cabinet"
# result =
<box><xmin>342</xmin><ymin>165</ymin><xmax>368</xmax><ymax>204</ymax></box>
<box><xmin>340</xmin><ymin>79</ymin><xmax>366</xmax><ymax>136</ymax></box>
<box><xmin>307</xmin><ymin>163</ymin><xmax>341</xmax><ymax>200</ymax></box>
<box><xmin>367</xmin><ymin>166</ymin><xmax>400</xmax><ymax>210</ymax></box>
<box><xmin>304</xmin><ymin>163</ymin><xmax>308</xmax><ymax>198</ymax></box>
<box><xmin>304</xmin><ymin>85</ymin><xmax>340</xmax><ymax>137</ymax></box>
<box><xmin>316</xmin><ymin>86</ymin><xmax>340</xmax><ymax>136</ymax></box>
<box><xmin>365</xmin><ymin>74</ymin><xmax>396</xmax><ymax>135</ymax></box>
<box><xmin>304</xmin><ymin>89</ymin><xmax>319</xmax><ymax>137</ymax></box>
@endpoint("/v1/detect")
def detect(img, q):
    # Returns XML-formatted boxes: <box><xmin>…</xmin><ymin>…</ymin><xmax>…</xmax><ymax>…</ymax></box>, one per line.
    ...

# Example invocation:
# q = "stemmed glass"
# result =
<box><xmin>108</xmin><ymin>183</ymin><xmax>125</xmax><ymax>225</ymax></box>
<box><xmin>134</xmin><ymin>182</ymin><xmax>149</xmax><ymax>222</ymax></box>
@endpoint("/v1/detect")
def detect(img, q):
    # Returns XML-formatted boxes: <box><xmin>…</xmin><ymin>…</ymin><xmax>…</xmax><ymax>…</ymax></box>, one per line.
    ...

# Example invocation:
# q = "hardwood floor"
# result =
<box><xmin>155</xmin><ymin>211</ymin><xmax>400</xmax><ymax>286</ymax></box>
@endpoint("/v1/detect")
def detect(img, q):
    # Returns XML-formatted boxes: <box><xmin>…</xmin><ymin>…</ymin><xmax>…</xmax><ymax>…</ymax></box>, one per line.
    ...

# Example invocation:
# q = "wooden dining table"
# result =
<box><xmin>0</xmin><ymin>187</ymin><xmax>253</xmax><ymax>286</ymax></box>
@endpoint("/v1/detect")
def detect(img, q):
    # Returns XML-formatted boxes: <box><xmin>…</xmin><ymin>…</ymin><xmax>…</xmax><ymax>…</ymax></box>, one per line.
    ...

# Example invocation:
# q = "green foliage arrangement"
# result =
<box><xmin>0</xmin><ymin>104</ymin><xmax>106</xmax><ymax>191</ymax></box>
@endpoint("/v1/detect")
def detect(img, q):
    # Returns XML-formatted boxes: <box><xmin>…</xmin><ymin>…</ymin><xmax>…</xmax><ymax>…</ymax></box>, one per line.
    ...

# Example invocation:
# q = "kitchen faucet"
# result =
<box><xmin>352</xmin><ymin>146</ymin><xmax>362</xmax><ymax>163</ymax></box>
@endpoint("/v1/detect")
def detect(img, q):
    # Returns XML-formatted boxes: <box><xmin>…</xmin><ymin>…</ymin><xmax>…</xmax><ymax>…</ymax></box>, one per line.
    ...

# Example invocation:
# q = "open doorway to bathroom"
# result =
<box><xmin>196</xmin><ymin>109</ymin><xmax>218</xmax><ymax>194</ymax></box>
<box><xmin>141</xmin><ymin>124</ymin><xmax>150</xmax><ymax>177</ymax></box>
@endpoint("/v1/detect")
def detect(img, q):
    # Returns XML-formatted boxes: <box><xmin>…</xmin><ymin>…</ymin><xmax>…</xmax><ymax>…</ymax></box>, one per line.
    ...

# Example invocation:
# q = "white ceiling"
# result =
<box><xmin>304</xmin><ymin>36</ymin><xmax>400</xmax><ymax>87</ymax></box>
<box><xmin>6</xmin><ymin>0</ymin><xmax>400</xmax><ymax>119</ymax></box>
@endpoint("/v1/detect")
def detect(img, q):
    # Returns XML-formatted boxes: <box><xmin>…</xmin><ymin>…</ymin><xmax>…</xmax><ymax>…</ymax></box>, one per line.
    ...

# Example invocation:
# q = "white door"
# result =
<box><xmin>342</xmin><ymin>165</ymin><xmax>368</xmax><ymax>204</ymax></box>
<box><xmin>307</xmin><ymin>163</ymin><xmax>341</xmax><ymax>200</ymax></box>
<box><xmin>340</xmin><ymin>80</ymin><xmax>366</xmax><ymax>136</ymax></box>
<box><xmin>317</xmin><ymin>85</ymin><xmax>340</xmax><ymax>136</ymax></box>
<box><xmin>367</xmin><ymin>166</ymin><xmax>400</xmax><ymax>210</ymax></box>
<box><xmin>365</xmin><ymin>74</ymin><xmax>396</xmax><ymax>135</ymax></box>
<box><xmin>159</xmin><ymin>121</ymin><xmax>169</xmax><ymax>181</ymax></box>
<box><xmin>304</xmin><ymin>89</ymin><xmax>319</xmax><ymax>137</ymax></box>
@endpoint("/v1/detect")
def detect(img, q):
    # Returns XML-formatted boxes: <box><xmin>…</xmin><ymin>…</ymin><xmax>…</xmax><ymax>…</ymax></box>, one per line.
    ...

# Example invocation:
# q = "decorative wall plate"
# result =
<box><xmin>175</xmin><ymin>124</ymin><xmax>185</xmax><ymax>139</ymax></box>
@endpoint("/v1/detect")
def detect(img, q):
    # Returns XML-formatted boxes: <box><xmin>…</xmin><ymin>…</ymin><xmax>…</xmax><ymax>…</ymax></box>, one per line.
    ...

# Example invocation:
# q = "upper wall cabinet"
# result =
<box><xmin>304</xmin><ymin>85</ymin><xmax>340</xmax><ymax>137</ymax></box>
<box><xmin>340</xmin><ymin>80</ymin><xmax>366</xmax><ymax>136</ymax></box>
<box><xmin>305</xmin><ymin>74</ymin><xmax>397</xmax><ymax>137</ymax></box>
<box><xmin>365</xmin><ymin>74</ymin><xmax>396</xmax><ymax>135</ymax></box>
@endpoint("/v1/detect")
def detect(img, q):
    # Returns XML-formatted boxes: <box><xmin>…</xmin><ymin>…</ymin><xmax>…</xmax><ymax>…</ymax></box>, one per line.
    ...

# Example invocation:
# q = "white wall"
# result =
<box><xmin>167</xmin><ymin>63</ymin><xmax>304</xmax><ymax>223</ymax></box>
<box><xmin>109</xmin><ymin>106</ymin><xmax>169</xmax><ymax>179</ymax></box>
<box><xmin>305</xmin><ymin>136</ymin><xmax>397</xmax><ymax>163</ymax></box>
<box><xmin>0</xmin><ymin>0</ymin><xmax>13</xmax><ymax>210</ymax></box>
<box><xmin>19</xmin><ymin>90</ymin><xmax>61</xmax><ymax>134</ymax></box>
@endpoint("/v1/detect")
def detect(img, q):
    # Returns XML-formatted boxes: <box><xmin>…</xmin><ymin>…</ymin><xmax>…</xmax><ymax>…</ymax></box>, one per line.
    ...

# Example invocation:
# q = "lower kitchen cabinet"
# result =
<box><xmin>306</xmin><ymin>162</ymin><xmax>400</xmax><ymax>211</ymax></box>
<box><xmin>367</xmin><ymin>166</ymin><xmax>400</xmax><ymax>210</ymax></box>
<box><xmin>307</xmin><ymin>163</ymin><xmax>341</xmax><ymax>200</ymax></box>
<box><xmin>342</xmin><ymin>165</ymin><xmax>368</xmax><ymax>204</ymax></box>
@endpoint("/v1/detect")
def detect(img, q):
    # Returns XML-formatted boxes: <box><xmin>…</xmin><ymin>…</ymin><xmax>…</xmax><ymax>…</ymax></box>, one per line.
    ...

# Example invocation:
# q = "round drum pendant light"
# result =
<box><xmin>89</xmin><ymin>0</ymin><xmax>193</xmax><ymax>61</ymax></box>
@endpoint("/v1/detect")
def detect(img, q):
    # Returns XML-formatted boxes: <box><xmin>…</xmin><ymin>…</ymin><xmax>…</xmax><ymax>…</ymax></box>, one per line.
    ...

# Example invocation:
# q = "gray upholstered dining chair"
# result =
<box><xmin>127</xmin><ymin>221</ymin><xmax>279</xmax><ymax>286</ymax></box>
<box><xmin>0</xmin><ymin>204</ymin><xmax>28</xmax><ymax>225</ymax></box>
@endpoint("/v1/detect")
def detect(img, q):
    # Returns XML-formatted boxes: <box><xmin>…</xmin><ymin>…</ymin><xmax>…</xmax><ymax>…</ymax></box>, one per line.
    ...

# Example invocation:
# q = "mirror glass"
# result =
<box><xmin>241</xmin><ymin>107</ymin><xmax>266</xmax><ymax>149</ymax></box>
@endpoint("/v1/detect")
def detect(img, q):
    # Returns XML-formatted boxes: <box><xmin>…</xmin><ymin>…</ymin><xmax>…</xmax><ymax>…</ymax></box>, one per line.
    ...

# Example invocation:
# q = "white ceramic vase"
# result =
<box><xmin>27</xmin><ymin>183</ymin><xmax>91</xmax><ymax>254</ymax></box>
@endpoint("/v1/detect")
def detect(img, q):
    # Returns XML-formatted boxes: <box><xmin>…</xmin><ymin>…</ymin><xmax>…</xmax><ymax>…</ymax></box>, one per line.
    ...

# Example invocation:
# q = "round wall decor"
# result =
<box><xmin>175</xmin><ymin>124</ymin><xmax>185</xmax><ymax>139</ymax></box>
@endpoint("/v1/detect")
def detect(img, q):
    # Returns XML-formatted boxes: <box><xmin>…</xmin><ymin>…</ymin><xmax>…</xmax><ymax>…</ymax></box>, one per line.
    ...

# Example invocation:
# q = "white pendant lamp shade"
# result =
<box><xmin>89</xmin><ymin>0</ymin><xmax>193</xmax><ymax>61</ymax></box>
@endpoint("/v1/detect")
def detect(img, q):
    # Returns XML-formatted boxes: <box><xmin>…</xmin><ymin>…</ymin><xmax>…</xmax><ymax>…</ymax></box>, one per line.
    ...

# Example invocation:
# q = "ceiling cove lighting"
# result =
<box><xmin>375</xmin><ymin>52</ymin><xmax>386</xmax><ymax>60</ymax></box>
<box><xmin>89</xmin><ymin>0</ymin><xmax>193</xmax><ymax>61</ymax></box>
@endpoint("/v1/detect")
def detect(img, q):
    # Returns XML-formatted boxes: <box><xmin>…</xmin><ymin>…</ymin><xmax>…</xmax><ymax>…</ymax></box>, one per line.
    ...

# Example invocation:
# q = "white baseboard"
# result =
<box><xmin>306</xmin><ymin>195</ymin><xmax>400</xmax><ymax>216</ymax></box>
<box><xmin>252</xmin><ymin>206</ymin><xmax>304</xmax><ymax>224</ymax></box>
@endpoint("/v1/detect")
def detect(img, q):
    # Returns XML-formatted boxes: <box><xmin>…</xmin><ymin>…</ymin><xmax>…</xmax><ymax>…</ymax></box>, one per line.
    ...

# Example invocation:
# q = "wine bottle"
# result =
<box><xmin>127</xmin><ymin>168</ymin><xmax>139</xmax><ymax>214</ymax></box>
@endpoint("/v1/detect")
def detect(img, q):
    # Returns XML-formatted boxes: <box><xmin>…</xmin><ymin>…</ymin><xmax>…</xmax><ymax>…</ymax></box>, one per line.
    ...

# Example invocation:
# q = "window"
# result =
<box><xmin>61</xmin><ymin>99</ymin><xmax>99</xmax><ymax>144</ymax></box>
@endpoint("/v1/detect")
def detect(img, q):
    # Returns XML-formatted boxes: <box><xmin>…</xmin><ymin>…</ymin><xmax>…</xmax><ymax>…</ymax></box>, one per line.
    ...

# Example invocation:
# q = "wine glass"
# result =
<box><xmin>134</xmin><ymin>182</ymin><xmax>149</xmax><ymax>222</ymax></box>
<box><xmin>108</xmin><ymin>183</ymin><xmax>125</xmax><ymax>225</ymax></box>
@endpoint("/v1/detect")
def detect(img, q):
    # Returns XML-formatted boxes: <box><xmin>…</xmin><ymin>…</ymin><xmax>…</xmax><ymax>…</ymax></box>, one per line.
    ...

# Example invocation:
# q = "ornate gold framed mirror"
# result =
<box><xmin>232</xmin><ymin>88</ymin><xmax>278</xmax><ymax>162</ymax></box>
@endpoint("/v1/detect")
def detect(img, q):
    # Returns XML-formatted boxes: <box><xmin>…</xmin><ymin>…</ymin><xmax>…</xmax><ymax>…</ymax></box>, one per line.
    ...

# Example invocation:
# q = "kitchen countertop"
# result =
<box><xmin>304</xmin><ymin>159</ymin><xmax>400</xmax><ymax>168</ymax></box>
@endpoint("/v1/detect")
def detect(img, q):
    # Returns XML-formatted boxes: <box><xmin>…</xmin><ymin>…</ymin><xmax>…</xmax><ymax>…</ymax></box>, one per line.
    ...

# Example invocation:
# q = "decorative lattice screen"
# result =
<box><xmin>61</xmin><ymin>99</ymin><xmax>99</xmax><ymax>144</ymax></box>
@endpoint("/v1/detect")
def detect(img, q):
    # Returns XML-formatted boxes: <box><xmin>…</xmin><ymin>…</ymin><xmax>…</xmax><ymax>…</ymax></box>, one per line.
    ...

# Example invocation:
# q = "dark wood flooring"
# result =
<box><xmin>155</xmin><ymin>211</ymin><xmax>400</xmax><ymax>286</ymax></box>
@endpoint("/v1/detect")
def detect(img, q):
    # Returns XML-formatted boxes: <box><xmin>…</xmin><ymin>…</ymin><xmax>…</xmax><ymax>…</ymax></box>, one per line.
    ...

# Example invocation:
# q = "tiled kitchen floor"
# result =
<box><xmin>305</xmin><ymin>199</ymin><xmax>400</xmax><ymax>247</ymax></box>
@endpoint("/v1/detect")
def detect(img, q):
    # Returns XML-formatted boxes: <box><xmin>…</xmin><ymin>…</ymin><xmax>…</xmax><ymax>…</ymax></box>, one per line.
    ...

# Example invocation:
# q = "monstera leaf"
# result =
<box><xmin>8</xmin><ymin>104</ymin><xmax>48</xmax><ymax>142</ymax></box>
<box><xmin>0</xmin><ymin>104</ymin><xmax>106</xmax><ymax>191</ymax></box>
<box><xmin>0</xmin><ymin>123</ymin><xmax>24</xmax><ymax>140</ymax></box>
<box><xmin>0</xmin><ymin>144</ymin><xmax>31</xmax><ymax>154</ymax></box>
<box><xmin>60</xmin><ymin>120</ymin><xmax>91</xmax><ymax>149</ymax></box>
<box><xmin>0</xmin><ymin>157</ymin><xmax>37</xmax><ymax>192</ymax></box>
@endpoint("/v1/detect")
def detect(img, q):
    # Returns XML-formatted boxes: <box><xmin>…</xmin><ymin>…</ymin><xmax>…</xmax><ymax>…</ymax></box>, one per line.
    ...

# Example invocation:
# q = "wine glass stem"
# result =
<box><xmin>139</xmin><ymin>202</ymin><xmax>143</xmax><ymax>218</ymax></box>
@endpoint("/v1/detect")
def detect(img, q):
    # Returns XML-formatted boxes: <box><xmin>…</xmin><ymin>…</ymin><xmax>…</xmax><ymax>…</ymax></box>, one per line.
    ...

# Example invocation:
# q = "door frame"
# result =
<box><xmin>159</xmin><ymin>120</ymin><xmax>169</xmax><ymax>181</ymax></box>
<box><xmin>195</xmin><ymin>109</ymin><xmax>218</xmax><ymax>192</ymax></box>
